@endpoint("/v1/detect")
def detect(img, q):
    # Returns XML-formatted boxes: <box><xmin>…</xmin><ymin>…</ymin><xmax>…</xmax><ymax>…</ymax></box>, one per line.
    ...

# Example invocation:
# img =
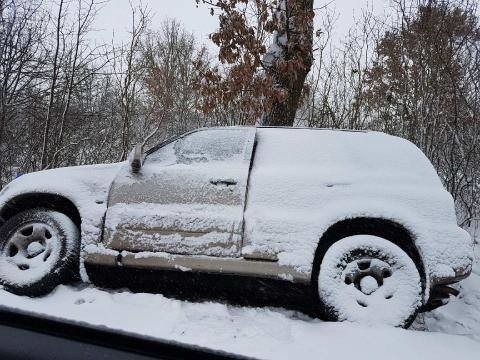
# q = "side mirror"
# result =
<box><xmin>130</xmin><ymin>144</ymin><xmax>144</xmax><ymax>174</ymax></box>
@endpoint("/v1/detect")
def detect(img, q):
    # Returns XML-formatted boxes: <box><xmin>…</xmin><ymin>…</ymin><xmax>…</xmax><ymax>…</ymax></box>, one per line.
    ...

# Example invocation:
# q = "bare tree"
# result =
<box><xmin>0</xmin><ymin>0</ymin><xmax>47</xmax><ymax>183</ymax></box>
<box><xmin>362</xmin><ymin>0</ymin><xmax>480</xmax><ymax>225</ymax></box>
<box><xmin>140</xmin><ymin>19</ymin><xmax>210</xmax><ymax>145</ymax></box>
<box><xmin>111</xmin><ymin>2</ymin><xmax>149</xmax><ymax>161</ymax></box>
<box><xmin>40</xmin><ymin>0</ymin><xmax>65</xmax><ymax>169</ymax></box>
<box><xmin>53</xmin><ymin>0</ymin><xmax>97</xmax><ymax>166</ymax></box>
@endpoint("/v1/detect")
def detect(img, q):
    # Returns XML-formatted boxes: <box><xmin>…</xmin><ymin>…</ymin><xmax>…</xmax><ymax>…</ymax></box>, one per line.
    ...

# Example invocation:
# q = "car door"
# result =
<box><xmin>103</xmin><ymin>127</ymin><xmax>256</xmax><ymax>258</ymax></box>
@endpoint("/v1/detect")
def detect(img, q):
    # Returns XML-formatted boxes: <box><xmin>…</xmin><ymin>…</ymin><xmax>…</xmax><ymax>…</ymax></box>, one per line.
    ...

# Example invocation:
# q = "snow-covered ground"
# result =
<box><xmin>0</xmin><ymin>242</ymin><xmax>479</xmax><ymax>359</ymax></box>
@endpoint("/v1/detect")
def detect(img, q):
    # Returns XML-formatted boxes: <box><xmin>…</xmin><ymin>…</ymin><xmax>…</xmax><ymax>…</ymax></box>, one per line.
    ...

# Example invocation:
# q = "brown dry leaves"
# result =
<box><xmin>194</xmin><ymin>0</ymin><xmax>314</xmax><ymax>123</ymax></box>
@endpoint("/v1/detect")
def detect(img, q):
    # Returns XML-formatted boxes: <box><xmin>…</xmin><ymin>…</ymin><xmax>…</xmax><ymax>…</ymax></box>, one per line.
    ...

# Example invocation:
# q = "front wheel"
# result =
<box><xmin>0</xmin><ymin>209</ymin><xmax>80</xmax><ymax>296</ymax></box>
<box><xmin>316</xmin><ymin>235</ymin><xmax>422</xmax><ymax>327</ymax></box>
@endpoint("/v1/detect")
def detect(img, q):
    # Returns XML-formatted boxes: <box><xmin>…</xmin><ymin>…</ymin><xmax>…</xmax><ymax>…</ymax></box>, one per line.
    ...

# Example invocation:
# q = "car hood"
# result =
<box><xmin>0</xmin><ymin>163</ymin><xmax>123</xmax><ymax>250</ymax></box>
<box><xmin>0</xmin><ymin>163</ymin><xmax>122</xmax><ymax>207</ymax></box>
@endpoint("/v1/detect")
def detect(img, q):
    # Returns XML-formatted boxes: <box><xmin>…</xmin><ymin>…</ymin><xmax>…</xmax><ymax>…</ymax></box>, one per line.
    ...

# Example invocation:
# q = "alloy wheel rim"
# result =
<box><xmin>340</xmin><ymin>256</ymin><xmax>400</xmax><ymax>309</ymax></box>
<box><xmin>1</xmin><ymin>222</ymin><xmax>59</xmax><ymax>273</ymax></box>
<box><xmin>343</xmin><ymin>258</ymin><xmax>393</xmax><ymax>296</ymax></box>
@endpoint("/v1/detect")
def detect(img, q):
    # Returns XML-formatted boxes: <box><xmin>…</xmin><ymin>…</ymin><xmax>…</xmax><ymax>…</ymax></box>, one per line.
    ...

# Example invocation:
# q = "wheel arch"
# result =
<box><xmin>0</xmin><ymin>193</ymin><xmax>82</xmax><ymax>229</ymax></box>
<box><xmin>311</xmin><ymin>217</ymin><xmax>427</xmax><ymax>301</ymax></box>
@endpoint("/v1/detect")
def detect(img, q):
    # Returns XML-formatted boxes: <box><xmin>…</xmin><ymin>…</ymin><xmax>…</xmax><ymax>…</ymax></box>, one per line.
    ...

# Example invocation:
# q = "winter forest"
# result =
<box><xmin>0</xmin><ymin>0</ymin><xmax>478</xmax><ymax>232</ymax></box>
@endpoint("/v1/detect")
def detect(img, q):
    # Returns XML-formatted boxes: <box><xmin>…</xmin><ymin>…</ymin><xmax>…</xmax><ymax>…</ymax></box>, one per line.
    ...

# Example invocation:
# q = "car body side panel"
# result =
<box><xmin>242</xmin><ymin>128</ymin><xmax>473</xmax><ymax>289</ymax></box>
<box><xmin>102</xmin><ymin>128</ymin><xmax>256</xmax><ymax>257</ymax></box>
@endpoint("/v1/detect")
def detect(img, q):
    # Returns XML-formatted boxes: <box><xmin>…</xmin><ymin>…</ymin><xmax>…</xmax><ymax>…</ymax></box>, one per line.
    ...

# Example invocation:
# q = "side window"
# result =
<box><xmin>146</xmin><ymin>141</ymin><xmax>177</xmax><ymax>166</ymax></box>
<box><xmin>148</xmin><ymin>129</ymin><xmax>252</xmax><ymax>165</ymax></box>
<box><xmin>175</xmin><ymin>129</ymin><xmax>251</xmax><ymax>163</ymax></box>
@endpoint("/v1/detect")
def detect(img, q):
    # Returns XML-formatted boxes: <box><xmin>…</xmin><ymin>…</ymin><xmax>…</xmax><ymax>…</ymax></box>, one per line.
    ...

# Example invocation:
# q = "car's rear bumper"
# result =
<box><xmin>422</xmin><ymin>263</ymin><xmax>472</xmax><ymax>312</ymax></box>
<box><xmin>431</xmin><ymin>264</ymin><xmax>472</xmax><ymax>286</ymax></box>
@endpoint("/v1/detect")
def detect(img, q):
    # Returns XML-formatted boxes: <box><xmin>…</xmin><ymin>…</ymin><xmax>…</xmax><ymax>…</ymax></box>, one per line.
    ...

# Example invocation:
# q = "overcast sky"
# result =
<box><xmin>91</xmin><ymin>0</ymin><xmax>390</xmax><ymax>50</ymax></box>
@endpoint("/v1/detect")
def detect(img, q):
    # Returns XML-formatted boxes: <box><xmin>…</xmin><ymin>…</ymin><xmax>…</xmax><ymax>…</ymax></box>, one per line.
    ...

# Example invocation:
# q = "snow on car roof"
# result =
<box><xmin>252</xmin><ymin>127</ymin><xmax>442</xmax><ymax>186</ymax></box>
<box><xmin>146</xmin><ymin>126</ymin><xmax>365</xmax><ymax>155</ymax></box>
<box><xmin>148</xmin><ymin>126</ymin><xmax>439</xmax><ymax>186</ymax></box>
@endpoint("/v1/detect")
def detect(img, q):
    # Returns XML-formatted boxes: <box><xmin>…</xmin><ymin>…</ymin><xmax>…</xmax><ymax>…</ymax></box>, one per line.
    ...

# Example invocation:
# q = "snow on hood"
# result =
<box><xmin>0</xmin><ymin>163</ymin><xmax>123</xmax><ymax>248</ymax></box>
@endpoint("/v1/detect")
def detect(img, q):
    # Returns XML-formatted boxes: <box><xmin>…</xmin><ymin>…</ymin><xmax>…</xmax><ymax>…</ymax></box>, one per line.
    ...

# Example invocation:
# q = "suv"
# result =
<box><xmin>0</xmin><ymin>127</ymin><xmax>473</xmax><ymax>327</ymax></box>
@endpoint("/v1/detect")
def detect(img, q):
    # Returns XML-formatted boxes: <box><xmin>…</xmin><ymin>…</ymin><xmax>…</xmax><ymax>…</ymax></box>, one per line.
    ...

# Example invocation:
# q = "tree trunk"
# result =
<box><xmin>263</xmin><ymin>0</ymin><xmax>314</xmax><ymax>126</ymax></box>
<box><xmin>40</xmin><ymin>0</ymin><xmax>64</xmax><ymax>169</ymax></box>
<box><xmin>265</xmin><ymin>65</ymin><xmax>312</xmax><ymax>126</ymax></box>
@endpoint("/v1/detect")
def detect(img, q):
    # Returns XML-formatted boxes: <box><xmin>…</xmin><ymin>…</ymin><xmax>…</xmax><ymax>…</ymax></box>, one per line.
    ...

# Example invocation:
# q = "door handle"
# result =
<box><xmin>210</xmin><ymin>179</ymin><xmax>237</xmax><ymax>186</ymax></box>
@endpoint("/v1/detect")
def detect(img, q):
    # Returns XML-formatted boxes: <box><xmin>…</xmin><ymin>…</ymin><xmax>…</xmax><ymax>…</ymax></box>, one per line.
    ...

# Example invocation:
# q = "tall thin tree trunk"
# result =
<box><xmin>54</xmin><ymin>1</ymin><xmax>95</xmax><ymax>167</ymax></box>
<box><xmin>40</xmin><ymin>0</ymin><xmax>63</xmax><ymax>169</ymax></box>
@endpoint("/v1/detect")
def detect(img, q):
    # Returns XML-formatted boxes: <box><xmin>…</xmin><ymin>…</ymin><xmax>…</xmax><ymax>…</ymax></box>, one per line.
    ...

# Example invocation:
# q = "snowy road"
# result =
<box><xmin>1</xmin><ymin>246</ymin><xmax>479</xmax><ymax>360</ymax></box>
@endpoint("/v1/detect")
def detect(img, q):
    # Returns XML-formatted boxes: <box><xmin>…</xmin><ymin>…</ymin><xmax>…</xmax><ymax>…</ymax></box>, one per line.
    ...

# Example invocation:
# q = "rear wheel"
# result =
<box><xmin>316</xmin><ymin>235</ymin><xmax>422</xmax><ymax>327</ymax></box>
<box><xmin>0</xmin><ymin>209</ymin><xmax>79</xmax><ymax>296</ymax></box>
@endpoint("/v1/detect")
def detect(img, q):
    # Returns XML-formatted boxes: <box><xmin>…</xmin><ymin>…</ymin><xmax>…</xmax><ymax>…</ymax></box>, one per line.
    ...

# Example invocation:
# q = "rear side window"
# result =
<box><xmin>148</xmin><ymin>128</ymin><xmax>253</xmax><ymax>165</ymax></box>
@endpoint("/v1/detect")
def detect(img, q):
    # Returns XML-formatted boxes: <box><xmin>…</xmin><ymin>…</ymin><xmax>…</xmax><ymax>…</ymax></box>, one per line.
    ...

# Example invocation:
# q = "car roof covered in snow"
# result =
<box><xmin>148</xmin><ymin>126</ymin><xmax>441</xmax><ymax>187</ymax></box>
<box><xmin>253</xmin><ymin>127</ymin><xmax>441</xmax><ymax>185</ymax></box>
<box><xmin>146</xmin><ymin>126</ymin><xmax>364</xmax><ymax>155</ymax></box>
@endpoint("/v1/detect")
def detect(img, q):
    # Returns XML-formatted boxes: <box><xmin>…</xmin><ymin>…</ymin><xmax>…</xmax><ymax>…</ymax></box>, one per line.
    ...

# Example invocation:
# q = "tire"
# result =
<box><xmin>316</xmin><ymin>235</ymin><xmax>422</xmax><ymax>328</ymax></box>
<box><xmin>0</xmin><ymin>209</ymin><xmax>80</xmax><ymax>297</ymax></box>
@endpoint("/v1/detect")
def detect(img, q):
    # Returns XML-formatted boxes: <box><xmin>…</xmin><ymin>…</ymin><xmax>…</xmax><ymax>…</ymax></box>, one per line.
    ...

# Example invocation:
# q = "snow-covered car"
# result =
<box><xmin>0</xmin><ymin>127</ymin><xmax>473</xmax><ymax>327</ymax></box>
